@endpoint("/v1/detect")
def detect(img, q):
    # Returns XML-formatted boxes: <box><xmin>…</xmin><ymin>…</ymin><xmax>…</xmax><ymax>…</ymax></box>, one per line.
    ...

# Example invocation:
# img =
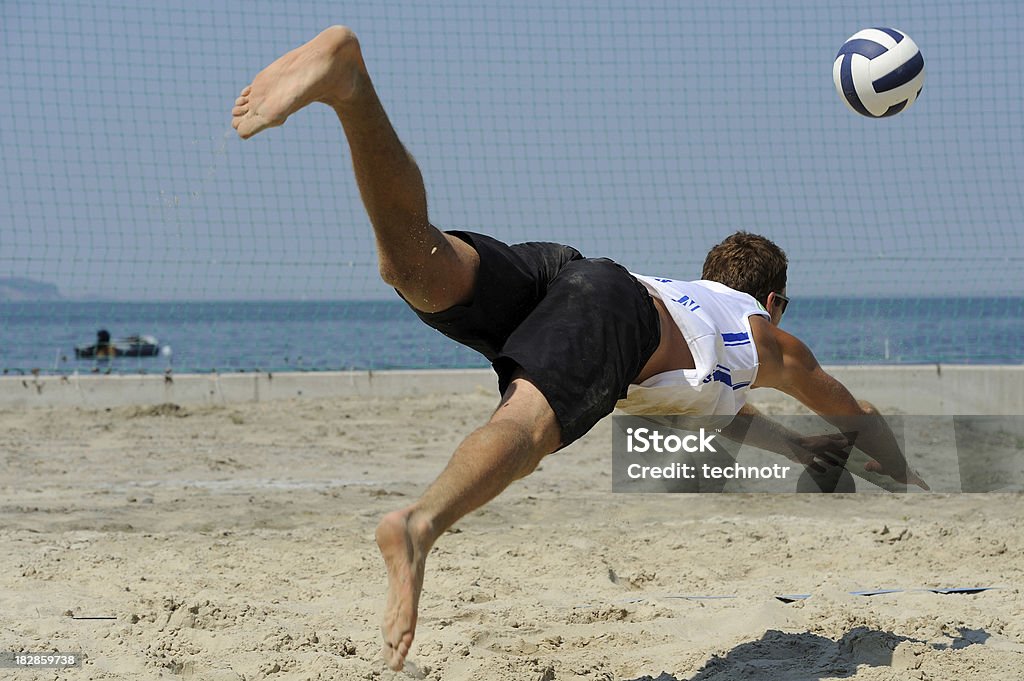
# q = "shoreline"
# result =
<box><xmin>2</xmin><ymin>365</ymin><xmax>1023</xmax><ymax>414</ymax></box>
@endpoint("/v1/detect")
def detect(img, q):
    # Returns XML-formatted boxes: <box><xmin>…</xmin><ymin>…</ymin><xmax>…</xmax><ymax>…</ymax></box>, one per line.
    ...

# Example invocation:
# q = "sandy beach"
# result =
<box><xmin>1</xmin><ymin>386</ymin><xmax>1022</xmax><ymax>680</ymax></box>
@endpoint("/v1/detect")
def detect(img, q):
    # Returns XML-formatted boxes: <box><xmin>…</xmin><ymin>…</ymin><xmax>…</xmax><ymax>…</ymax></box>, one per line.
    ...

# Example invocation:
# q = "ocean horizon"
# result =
<box><xmin>2</xmin><ymin>297</ymin><xmax>1022</xmax><ymax>375</ymax></box>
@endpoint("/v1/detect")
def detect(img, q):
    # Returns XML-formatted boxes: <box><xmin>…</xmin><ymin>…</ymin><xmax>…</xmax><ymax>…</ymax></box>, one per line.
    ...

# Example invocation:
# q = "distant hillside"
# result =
<box><xmin>0</xmin><ymin>277</ymin><xmax>63</xmax><ymax>301</ymax></box>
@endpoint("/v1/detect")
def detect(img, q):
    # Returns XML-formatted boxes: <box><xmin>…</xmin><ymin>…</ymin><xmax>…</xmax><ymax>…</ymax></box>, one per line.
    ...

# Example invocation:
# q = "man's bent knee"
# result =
<box><xmin>377</xmin><ymin>258</ymin><xmax>423</xmax><ymax>293</ymax></box>
<box><xmin>491</xmin><ymin>375</ymin><xmax>563</xmax><ymax>458</ymax></box>
<box><xmin>480</xmin><ymin>420</ymin><xmax>548</xmax><ymax>480</ymax></box>
<box><xmin>379</xmin><ymin>233</ymin><xmax>479</xmax><ymax>313</ymax></box>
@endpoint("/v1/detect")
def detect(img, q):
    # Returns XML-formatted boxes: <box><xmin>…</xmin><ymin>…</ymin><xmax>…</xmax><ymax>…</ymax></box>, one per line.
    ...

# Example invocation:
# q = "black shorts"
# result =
<box><xmin>403</xmin><ymin>231</ymin><xmax>661</xmax><ymax>446</ymax></box>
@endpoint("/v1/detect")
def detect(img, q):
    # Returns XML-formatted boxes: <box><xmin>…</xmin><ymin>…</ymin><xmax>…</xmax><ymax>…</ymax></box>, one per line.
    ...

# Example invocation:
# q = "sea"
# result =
<box><xmin>1</xmin><ymin>298</ymin><xmax>1022</xmax><ymax>376</ymax></box>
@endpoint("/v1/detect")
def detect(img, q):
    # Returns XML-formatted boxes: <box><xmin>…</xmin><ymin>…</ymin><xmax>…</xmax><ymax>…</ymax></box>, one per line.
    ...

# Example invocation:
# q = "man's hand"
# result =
<box><xmin>796</xmin><ymin>432</ymin><xmax>930</xmax><ymax>490</ymax></box>
<box><xmin>787</xmin><ymin>432</ymin><xmax>929</xmax><ymax>490</ymax></box>
<box><xmin>785</xmin><ymin>433</ymin><xmax>851</xmax><ymax>472</ymax></box>
<box><xmin>722</xmin><ymin>406</ymin><xmax>853</xmax><ymax>473</ymax></box>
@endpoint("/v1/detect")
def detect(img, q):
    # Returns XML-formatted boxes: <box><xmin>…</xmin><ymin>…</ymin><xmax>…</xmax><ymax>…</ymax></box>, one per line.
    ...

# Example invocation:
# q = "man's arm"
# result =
<box><xmin>750</xmin><ymin>318</ymin><xmax>929</xmax><ymax>489</ymax></box>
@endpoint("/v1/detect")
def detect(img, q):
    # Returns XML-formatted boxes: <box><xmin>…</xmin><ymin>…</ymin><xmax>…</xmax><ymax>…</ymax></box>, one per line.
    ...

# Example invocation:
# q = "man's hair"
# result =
<box><xmin>701</xmin><ymin>231</ymin><xmax>788</xmax><ymax>305</ymax></box>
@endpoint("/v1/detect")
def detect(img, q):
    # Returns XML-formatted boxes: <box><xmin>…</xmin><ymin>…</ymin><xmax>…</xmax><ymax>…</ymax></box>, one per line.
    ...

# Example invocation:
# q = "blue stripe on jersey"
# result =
<box><xmin>703</xmin><ymin>364</ymin><xmax>733</xmax><ymax>387</ymax></box>
<box><xmin>722</xmin><ymin>332</ymin><xmax>749</xmax><ymax>343</ymax></box>
<box><xmin>731</xmin><ymin>382</ymin><xmax>750</xmax><ymax>390</ymax></box>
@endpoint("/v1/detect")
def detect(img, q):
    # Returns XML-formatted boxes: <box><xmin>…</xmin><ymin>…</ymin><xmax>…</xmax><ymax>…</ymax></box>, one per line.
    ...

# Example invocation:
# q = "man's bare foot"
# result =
<box><xmin>231</xmin><ymin>25</ymin><xmax>363</xmax><ymax>139</ymax></box>
<box><xmin>375</xmin><ymin>509</ymin><xmax>434</xmax><ymax>671</ymax></box>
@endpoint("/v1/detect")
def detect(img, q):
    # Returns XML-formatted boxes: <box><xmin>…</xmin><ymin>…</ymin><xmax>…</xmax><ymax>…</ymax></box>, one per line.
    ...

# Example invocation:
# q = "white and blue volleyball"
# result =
<box><xmin>833</xmin><ymin>28</ymin><xmax>925</xmax><ymax>118</ymax></box>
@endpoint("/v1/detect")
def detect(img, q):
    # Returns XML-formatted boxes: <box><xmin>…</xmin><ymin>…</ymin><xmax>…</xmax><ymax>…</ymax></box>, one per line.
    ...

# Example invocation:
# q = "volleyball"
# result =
<box><xmin>833</xmin><ymin>28</ymin><xmax>925</xmax><ymax>118</ymax></box>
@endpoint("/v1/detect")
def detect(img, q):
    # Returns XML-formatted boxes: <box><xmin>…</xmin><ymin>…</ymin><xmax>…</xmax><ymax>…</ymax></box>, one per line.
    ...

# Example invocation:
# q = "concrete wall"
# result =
<box><xmin>0</xmin><ymin>366</ymin><xmax>1021</xmax><ymax>414</ymax></box>
<box><xmin>0</xmin><ymin>370</ymin><xmax>499</xmax><ymax>410</ymax></box>
<box><xmin>748</xmin><ymin>365</ymin><xmax>1024</xmax><ymax>415</ymax></box>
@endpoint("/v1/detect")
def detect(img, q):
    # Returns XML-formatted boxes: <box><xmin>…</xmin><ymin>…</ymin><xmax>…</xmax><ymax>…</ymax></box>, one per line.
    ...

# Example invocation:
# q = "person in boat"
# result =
<box><xmin>94</xmin><ymin>329</ymin><xmax>117</xmax><ymax>359</ymax></box>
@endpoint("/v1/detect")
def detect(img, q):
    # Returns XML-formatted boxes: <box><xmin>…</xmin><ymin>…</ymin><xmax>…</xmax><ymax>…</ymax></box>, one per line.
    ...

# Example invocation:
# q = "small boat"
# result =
<box><xmin>75</xmin><ymin>334</ymin><xmax>161</xmax><ymax>359</ymax></box>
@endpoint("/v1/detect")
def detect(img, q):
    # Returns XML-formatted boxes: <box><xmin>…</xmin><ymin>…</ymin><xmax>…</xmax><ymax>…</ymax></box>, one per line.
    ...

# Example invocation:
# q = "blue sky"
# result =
<box><xmin>2</xmin><ymin>0</ymin><xmax>1021</xmax><ymax>300</ymax></box>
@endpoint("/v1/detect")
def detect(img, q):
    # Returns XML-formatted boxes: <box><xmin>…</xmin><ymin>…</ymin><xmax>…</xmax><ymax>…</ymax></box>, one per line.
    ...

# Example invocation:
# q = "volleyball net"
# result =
<box><xmin>2</xmin><ymin>1</ymin><xmax>1021</xmax><ymax>373</ymax></box>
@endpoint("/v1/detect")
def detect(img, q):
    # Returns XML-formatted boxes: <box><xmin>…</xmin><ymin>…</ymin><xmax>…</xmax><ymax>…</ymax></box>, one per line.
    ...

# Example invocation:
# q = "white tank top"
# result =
<box><xmin>615</xmin><ymin>277</ymin><xmax>771</xmax><ymax>417</ymax></box>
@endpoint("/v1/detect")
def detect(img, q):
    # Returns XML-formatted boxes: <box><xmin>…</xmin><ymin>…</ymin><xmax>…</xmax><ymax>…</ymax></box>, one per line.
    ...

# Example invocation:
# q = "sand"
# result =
<box><xmin>1</xmin><ymin>388</ymin><xmax>1022</xmax><ymax>680</ymax></box>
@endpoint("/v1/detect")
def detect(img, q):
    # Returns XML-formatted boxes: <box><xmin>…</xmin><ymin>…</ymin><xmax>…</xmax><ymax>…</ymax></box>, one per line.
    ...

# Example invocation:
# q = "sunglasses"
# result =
<box><xmin>773</xmin><ymin>292</ymin><xmax>789</xmax><ymax>317</ymax></box>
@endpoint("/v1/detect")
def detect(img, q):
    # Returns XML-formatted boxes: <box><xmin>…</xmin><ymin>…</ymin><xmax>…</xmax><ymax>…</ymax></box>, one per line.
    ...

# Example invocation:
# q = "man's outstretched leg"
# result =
<box><xmin>233</xmin><ymin>28</ymin><xmax>565</xmax><ymax>671</ymax></box>
<box><xmin>374</xmin><ymin>374</ymin><xmax>561</xmax><ymax>670</ymax></box>
<box><xmin>231</xmin><ymin>25</ymin><xmax>479</xmax><ymax>313</ymax></box>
